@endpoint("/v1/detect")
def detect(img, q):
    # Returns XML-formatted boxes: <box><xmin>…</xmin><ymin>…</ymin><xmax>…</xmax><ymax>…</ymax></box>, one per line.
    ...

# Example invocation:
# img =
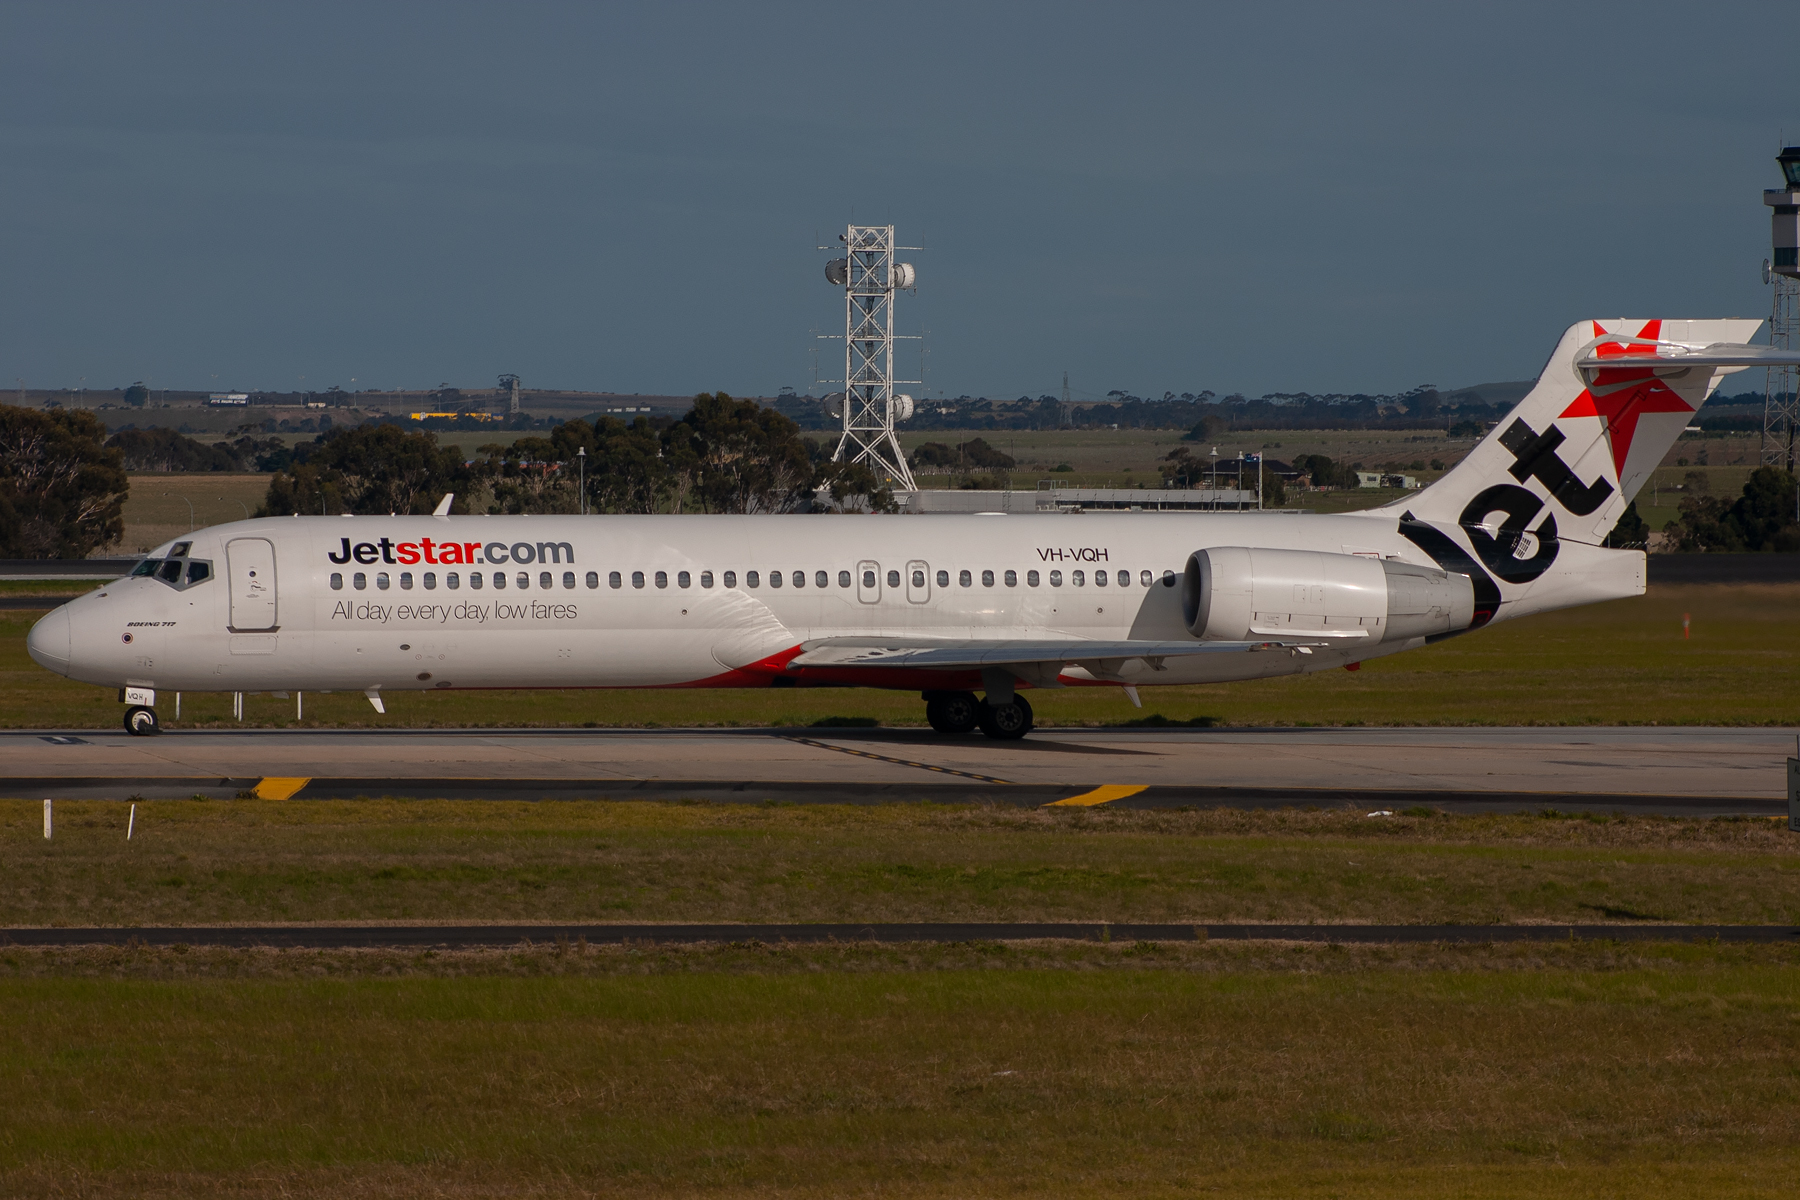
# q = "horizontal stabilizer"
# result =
<box><xmin>1575</xmin><ymin>339</ymin><xmax>1800</xmax><ymax>381</ymax></box>
<box><xmin>789</xmin><ymin>636</ymin><xmax>1325</xmax><ymax>672</ymax></box>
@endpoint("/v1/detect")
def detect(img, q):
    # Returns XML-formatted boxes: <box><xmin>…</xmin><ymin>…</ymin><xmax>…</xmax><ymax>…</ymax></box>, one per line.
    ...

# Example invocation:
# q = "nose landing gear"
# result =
<box><xmin>124</xmin><ymin>706</ymin><xmax>161</xmax><ymax>737</ymax></box>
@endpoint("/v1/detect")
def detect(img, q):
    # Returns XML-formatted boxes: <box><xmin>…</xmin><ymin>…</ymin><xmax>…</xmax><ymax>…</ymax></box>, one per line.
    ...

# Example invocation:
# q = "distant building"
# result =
<box><xmin>1355</xmin><ymin>471</ymin><xmax>1421</xmax><ymax>489</ymax></box>
<box><xmin>207</xmin><ymin>393</ymin><xmax>250</xmax><ymax>406</ymax></box>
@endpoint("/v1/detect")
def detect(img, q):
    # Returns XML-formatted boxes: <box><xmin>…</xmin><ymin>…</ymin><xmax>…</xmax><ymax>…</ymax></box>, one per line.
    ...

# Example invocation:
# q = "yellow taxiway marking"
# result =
<box><xmin>253</xmin><ymin>777</ymin><xmax>311</xmax><ymax>801</ymax></box>
<box><xmin>1045</xmin><ymin>784</ymin><xmax>1149</xmax><ymax>807</ymax></box>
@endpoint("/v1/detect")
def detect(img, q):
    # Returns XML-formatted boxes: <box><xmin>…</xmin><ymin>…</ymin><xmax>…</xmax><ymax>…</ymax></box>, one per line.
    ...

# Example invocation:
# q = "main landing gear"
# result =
<box><xmin>123</xmin><ymin>706</ymin><xmax>161</xmax><ymax>736</ymax></box>
<box><xmin>922</xmin><ymin>689</ymin><xmax>1034</xmax><ymax>741</ymax></box>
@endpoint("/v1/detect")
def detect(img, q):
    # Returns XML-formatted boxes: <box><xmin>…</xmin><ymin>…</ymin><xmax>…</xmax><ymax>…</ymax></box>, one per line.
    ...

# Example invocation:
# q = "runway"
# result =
<box><xmin>5</xmin><ymin>922</ymin><xmax>1798</xmax><ymax>948</ymax></box>
<box><xmin>3</xmin><ymin>725</ymin><xmax>1794</xmax><ymax>815</ymax></box>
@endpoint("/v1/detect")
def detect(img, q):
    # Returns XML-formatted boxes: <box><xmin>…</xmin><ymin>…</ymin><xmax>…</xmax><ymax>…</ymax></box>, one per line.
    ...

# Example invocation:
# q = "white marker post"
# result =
<box><xmin>43</xmin><ymin>799</ymin><xmax>51</xmax><ymax>840</ymax></box>
<box><xmin>128</xmin><ymin>803</ymin><xmax>136</xmax><ymax>840</ymax></box>
<box><xmin>296</xmin><ymin>691</ymin><xmax>303</xmax><ymax>720</ymax></box>
<box><xmin>1789</xmin><ymin>736</ymin><xmax>1799</xmax><ymax>834</ymax></box>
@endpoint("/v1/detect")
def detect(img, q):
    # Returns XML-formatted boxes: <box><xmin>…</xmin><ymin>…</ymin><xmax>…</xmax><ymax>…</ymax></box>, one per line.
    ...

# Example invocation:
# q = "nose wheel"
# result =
<box><xmin>124</xmin><ymin>706</ymin><xmax>161</xmax><ymax>737</ymax></box>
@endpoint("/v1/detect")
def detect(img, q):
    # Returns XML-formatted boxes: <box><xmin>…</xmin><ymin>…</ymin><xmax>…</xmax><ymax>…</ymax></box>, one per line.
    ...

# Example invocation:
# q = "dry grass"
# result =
<box><xmin>6</xmin><ymin>799</ymin><xmax>1798</xmax><ymax>928</ymax></box>
<box><xmin>2</xmin><ymin>942</ymin><xmax>1798</xmax><ymax>1197</ymax></box>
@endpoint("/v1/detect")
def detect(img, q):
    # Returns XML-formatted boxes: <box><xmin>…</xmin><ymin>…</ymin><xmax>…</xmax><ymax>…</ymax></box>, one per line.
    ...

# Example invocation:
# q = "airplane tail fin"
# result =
<box><xmin>1369</xmin><ymin>319</ymin><xmax>1795</xmax><ymax>627</ymax></box>
<box><xmin>1385</xmin><ymin>318</ymin><xmax>1774</xmax><ymax>550</ymax></box>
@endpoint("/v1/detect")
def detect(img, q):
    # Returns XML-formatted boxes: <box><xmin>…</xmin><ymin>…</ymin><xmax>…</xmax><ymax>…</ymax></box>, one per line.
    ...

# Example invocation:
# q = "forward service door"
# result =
<box><xmin>226</xmin><ymin>537</ymin><xmax>279</xmax><ymax>632</ymax></box>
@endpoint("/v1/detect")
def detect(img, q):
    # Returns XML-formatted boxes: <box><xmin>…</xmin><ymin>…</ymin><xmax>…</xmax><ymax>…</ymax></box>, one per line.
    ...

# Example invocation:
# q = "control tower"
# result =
<box><xmin>1761</xmin><ymin>148</ymin><xmax>1800</xmax><ymax>468</ymax></box>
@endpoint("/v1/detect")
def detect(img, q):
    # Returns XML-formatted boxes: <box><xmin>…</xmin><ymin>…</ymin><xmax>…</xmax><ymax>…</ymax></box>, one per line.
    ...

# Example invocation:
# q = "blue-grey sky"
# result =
<box><xmin>4</xmin><ymin>1</ymin><xmax>1797</xmax><ymax>400</ymax></box>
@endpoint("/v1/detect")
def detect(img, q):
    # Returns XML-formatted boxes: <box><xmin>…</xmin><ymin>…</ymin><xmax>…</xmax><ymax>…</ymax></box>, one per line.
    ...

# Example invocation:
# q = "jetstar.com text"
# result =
<box><xmin>327</xmin><ymin>537</ymin><xmax>576</xmax><ymax>567</ymax></box>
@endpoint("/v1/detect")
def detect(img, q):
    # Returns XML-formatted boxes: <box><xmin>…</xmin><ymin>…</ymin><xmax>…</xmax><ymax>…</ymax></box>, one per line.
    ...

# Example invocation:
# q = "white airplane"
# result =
<box><xmin>27</xmin><ymin>319</ymin><xmax>1795</xmax><ymax>739</ymax></box>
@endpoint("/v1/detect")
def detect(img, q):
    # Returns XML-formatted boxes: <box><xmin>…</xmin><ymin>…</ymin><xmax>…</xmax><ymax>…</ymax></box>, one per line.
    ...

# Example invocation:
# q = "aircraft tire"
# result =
<box><xmin>124</xmin><ymin>706</ymin><xmax>161</xmax><ymax>737</ymax></box>
<box><xmin>976</xmin><ymin>694</ymin><xmax>1033</xmax><ymax>740</ymax></box>
<box><xmin>925</xmin><ymin>692</ymin><xmax>980</xmax><ymax>734</ymax></box>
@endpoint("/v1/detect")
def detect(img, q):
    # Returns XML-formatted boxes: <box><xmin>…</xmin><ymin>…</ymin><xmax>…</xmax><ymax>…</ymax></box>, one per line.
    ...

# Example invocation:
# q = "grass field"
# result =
<box><xmin>2</xmin><ymin>940</ymin><xmax>1798</xmax><ymax>1198</ymax></box>
<box><xmin>5</xmin><ymin>583</ymin><xmax>1797</xmax><ymax>729</ymax></box>
<box><xmin>6</xmin><ymin>799</ymin><xmax>1799</xmax><ymax>928</ymax></box>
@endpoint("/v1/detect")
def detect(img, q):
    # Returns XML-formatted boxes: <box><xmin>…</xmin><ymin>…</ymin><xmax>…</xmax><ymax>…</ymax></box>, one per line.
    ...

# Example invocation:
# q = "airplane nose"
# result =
<box><xmin>26</xmin><ymin>605</ymin><xmax>71</xmax><ymax>675</ymax></box>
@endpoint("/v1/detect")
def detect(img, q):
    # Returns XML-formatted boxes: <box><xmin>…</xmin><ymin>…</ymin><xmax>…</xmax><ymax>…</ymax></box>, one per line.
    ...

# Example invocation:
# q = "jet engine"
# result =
<box><xmin>1182</xmin><ymin>547</ymin><xmax>1474</xmax><ymax>645</ymax></box>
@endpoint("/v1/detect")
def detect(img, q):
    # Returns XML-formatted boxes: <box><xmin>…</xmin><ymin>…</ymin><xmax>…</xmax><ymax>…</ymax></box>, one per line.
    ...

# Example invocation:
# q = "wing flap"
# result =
<box><xmin>787</xmin><ymin>636</ymin><xmax>1325</xmax><ymax>672</ymax></box>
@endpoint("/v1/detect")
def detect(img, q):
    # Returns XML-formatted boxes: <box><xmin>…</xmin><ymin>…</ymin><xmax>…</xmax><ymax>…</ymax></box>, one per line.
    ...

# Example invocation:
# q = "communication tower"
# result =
<box><xmin>1762</xmin><ymin>149</ymin><xmax>1800</xmax><ymax>469</ymax></box>
<box><xmin>498</xmin><ymin>373</ymin><xmax>521</xmax><ymax>416</ymax></box>
<box><xmin>1060</xmin><ymin>370</ymin><xmax>1073</xmax><ymax>427</ymax></box>
<box><xmin>821</xmin><ymin>225</ymin><xmax>919</xmax><ymax>489</ymax></box>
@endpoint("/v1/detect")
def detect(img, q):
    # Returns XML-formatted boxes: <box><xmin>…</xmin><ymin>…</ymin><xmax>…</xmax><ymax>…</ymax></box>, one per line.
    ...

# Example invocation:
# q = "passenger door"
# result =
<box><xmin>227</xmin><ymin>537</ymin><xmax>279</xmax><ymax>632</ymax></box>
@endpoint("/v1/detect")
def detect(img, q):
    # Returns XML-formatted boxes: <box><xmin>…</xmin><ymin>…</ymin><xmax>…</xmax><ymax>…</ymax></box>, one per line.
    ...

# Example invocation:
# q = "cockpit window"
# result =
<box><xmin>134</xmin><ymin>552</ymin><xmax>214</xmax><ymax>591</ymax></box>
<box><xmin>171</xmin><ymin>542</ymin><xmax>193</xmax><ymax>557</ymax></box>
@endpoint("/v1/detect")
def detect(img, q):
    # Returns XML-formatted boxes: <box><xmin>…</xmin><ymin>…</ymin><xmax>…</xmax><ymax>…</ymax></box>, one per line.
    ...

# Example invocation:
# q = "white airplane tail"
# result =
<box><xmin>1375</xmin><ymin>318</ymin><xmax>1782</xmax><ymax>626</ymax></box>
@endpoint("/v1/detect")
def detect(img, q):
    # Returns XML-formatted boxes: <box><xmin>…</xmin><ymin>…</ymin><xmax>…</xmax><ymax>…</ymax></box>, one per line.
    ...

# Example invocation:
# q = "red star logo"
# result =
<box><xmin>1559</xmin><ymin>320</ymin><xmax>1696</xmax><ymax>476</ymax></box>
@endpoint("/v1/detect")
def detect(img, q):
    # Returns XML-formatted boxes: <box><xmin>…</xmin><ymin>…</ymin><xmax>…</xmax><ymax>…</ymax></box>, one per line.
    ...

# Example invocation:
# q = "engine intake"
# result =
<box><xmin>1182</xmin><ymin>547</ymin><xmax>1475</xmax><ymax>644</ymax></box>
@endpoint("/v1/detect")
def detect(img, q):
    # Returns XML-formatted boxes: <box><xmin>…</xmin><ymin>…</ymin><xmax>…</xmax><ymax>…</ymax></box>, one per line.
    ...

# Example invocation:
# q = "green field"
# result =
<box><xmin>6</xmin><ymin>798</ymin><xmax>1799</xmax><ymax>928</ymax></box>
<box><xmin>5</xmin><ymin>583</ymin><xmax>1798</xmax><ymax>730</ymax></box>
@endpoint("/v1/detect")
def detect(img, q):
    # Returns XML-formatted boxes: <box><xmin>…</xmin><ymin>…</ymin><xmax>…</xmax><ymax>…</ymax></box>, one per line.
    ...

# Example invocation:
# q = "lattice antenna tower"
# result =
<box><xmin>1060</xmin><ymin>370</ymin><xmax>1072</xmax><ymax>427</ymax></box>
<box><xmin>1762</xmin><ymin>148</ymin><xmax>1800</xmax><ymax>469</ymax></box>
<box><xmin>820</xmin><ymin>225</ymin><xmax>920</xmax><ymax>489</ymax></box>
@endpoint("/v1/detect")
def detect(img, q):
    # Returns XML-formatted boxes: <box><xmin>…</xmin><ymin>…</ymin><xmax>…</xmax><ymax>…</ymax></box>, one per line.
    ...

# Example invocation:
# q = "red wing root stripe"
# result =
<box><xmin>777</xmin><ymin>736</ymin><xmax>1014</xmax><ymax>785</ymax></box>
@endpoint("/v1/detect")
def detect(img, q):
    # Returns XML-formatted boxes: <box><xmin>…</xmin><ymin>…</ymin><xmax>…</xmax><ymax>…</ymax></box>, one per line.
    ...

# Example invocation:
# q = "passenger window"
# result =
<box><xmin>1026</xmin><ymin>570</ymin><xmax>1039</xmax><ymax>587</ymax></box>
<box><xmin>912</xmin><ymin>569</ymin><xmax>925</xmax><ymax>588</ymax></box>
<box><xmin>447</xmin><ymin>572</ymin><xmax>460</xmax><ymax>590</ymax></box>
<box><xmin>1049</xmin><ymin>570</ymin><xmax>1062</xmax><ymax>586</ymax></box>
<box><xmin>887</xmin><ymin>570</ymin><xmax>900</xmax><ymax>588</ymax></box>
<box><xmin>1162</xmin><ymin>569</ymin><xmax>1177</xmax><ymax>586</ymax></box>
<box><xmin>936</xmin><ymin>570</ymin><xmax>949</xmax><ymax>587</ymax></box>
<box><xmin>815</xmin><ymin>571</ymin><xmax>828</xmax><ymax>588</ymax></box>
<box><xmin>983</xmin><ymin>569</ymin><xmax>995</xmax><ymax>587</ymax></box>
<box><xmin>564</xmin><ymin>572</ymin><xmax>576</xmax><ymax>589</ymax></box>
<box><xmin>539</xmin><ymin>572</ymin><xmax>553</xmax><ymax>589</ymax></box>
<box><xmin>185</xmin><ymin>561</ymin><xmax>210</xmax><ymax>585</ymax></box>
<box><xmin>400</xmin><ymin>572</ymin><xmax>414</xmax><ymax>589</ymax></box>
<box><xmin>678</xmin><ymin>571</ymin><xmax>691</xmax><ymax>588</ymax></box>
<box><xmin>1072</xmin><ymin>570</ymin><xmax>1085</xmax><ymax>586</ymax></box>
<box><xmin>354</xmin><ymin>572</ymin><xmax>367</xmax><ymax>590</ymax></box>
<box><xmin>1139</xmin><ymin>570</ymin><xmax>1152</xmax><ymax>586</ymax></box>
<box><xmin>330</xmin><ymin>572</ymin><xmax>344</xmax><ymax>590</ymax></box>
<box><xmin>494</xmin><ymin>572</ymin><xmax>507</xmax><ymax>589</ymax></box>
<box><xmin>1004</xmin><ymin>569</ymin><xmax>1016</xmax><ymax>586</ymax></box>
<box><xmin>1118</xmin><ymin>570</ymin><xmax>1131</xmax><ymax>586</ymax></box>
<box><xmin>516</xmin><ymin>571</ymin><xmax>530</xmax><ymax>589</ymax></box>
<box><xmin>610</xmin><ymin>571</ymin><xmax>622</xmax><ymax>589</ymax></box>
<box><xmin>632</xmin><ymin>571</ymin><xmax>645</xmax><ymax>589</ymax></box>
<box><xmin>959</xmin><ymin>569</ymin><xmax>972</xmax><ymax>587</ymax></box>
<box><xmin>768</xmin><ymin>570</ymin><xmax>782</xmax><ymax>588</ymax></box>
<box><xmin>700</xmin><ymin>571</ymin><xmax>714</xmax><ymax>588</ymax></box>
<box><xmin>655</xmin><ymin>571</ymin><xmax>668</xmax><ymax>588</ymax></box>
<box><xmin>470</xmin><ymin>571</ymin><xmax>483</xmax><ymax>589</ymax></box>
<box><xmin>747</xmin><ymin>571</ymin><xmax>760</xmax><ymax>588</ymax></box>
<box><xmin>158</xmin><ymin>560</ymin><xmax>183</xmax><ymax>583</ymax></box>
<box><xmin>424</xmin><ymin>572</ymin><xmax>437</xmax><ymax>590</ymax></box>
<box><xmin>724</xmin><ymin>570</ymin><xmax>737</xmax><ymax>587</ymax></box>
<box><xmin>1093</xmin><ymin>570</ymin><xmax>1106</xmax><ymax>587</ymax></box>
<box><xmin>377</xmin><ymin>572</ymin><xmax>391</xmax><ymax>590</ymax></box>
<box><xmin>839</xmin><ymin>570</ymin><xmax>852</xmax><ymax>588</ymax></box>
<box><xmin>794</xmin><ymin>570</ymin><xmax>806</xmax><ymax>588</ymax></box>
<box><xmin>586</xmin><ymin>572</ymin><xmax>599</xmax><ymax>589</ymax></box>
<box><xmin>862</xmin><ymin>570</ymin><xmax>876</xmax><ymax>588</ymax></box>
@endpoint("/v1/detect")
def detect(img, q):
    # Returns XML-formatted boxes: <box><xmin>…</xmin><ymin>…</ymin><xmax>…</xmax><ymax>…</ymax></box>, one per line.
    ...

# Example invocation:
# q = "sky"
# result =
<box><xmin>3</xmin><ymin>1</ymin><xmax>1799</xmax><ymax>401</ymax></box>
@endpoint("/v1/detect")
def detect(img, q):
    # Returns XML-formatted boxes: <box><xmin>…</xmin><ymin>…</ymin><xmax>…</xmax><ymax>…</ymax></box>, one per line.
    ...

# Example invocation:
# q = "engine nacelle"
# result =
<box><xmin>1182</xmin><ymin>547</ymin><xmax>1474</xmax><ymax>645</ymax></box>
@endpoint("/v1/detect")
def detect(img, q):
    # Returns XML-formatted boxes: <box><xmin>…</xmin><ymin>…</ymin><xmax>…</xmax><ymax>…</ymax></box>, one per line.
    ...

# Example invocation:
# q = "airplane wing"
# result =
<box><xmin>788</xmin><ymin>635</ymin><xmax>1327</xmax><ymax>673</ymax></box>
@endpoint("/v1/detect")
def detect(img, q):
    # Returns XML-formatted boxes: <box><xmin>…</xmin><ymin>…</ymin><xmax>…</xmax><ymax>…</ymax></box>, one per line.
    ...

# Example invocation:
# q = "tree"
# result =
<box><xmin>1671</xmin><ymin>466</ymin><xmax>1800</xmax><ymax>552</ymax></box>
<box><xmin>1181</xmin><ymin>414</ymin><xmax>1226</xmax><ymax>443</ymax></box>
<box><xmin>1261</xmin><ymin>471</ymin><xmax>1287</xmax><ymax>508</ymax></box>
<box><xmin>1603</xmin><ymin>500</ymin><xmax>1649</xmax><ymax>548</ymax></box>
<box><xmin>123</xmin><ymin>382</ymin><xmax>149</xmax><ymax>408</ymax></box>
<box><xmin>0</xmin><ymin>405</ymin><xmax>128</xmax><ymax>557</ymax></box>
<box><xmin>661</xmin><ymin>393</ymin><xmax>813</xmax><ymax>513</ymax></box>
<box><xmin>259</xmin><ymin>423</ymin><xmax>470</xmax><ymax>516</ymax></box>
<box><xmin>105</xmin><ymin>428</ymin><xmax>241</xmax><ymax>472</ymax></box>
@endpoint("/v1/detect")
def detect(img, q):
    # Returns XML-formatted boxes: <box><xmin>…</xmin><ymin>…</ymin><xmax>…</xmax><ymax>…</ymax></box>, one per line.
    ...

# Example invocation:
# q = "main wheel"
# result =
<box><xmin>925</xmin><ymin>691</ymin><xmax>980</xmax><ymax>734</ymax></box>
<box><xmin>976</xmin><ymin>694</ymin><xmax>1034</xmax><ymax>740</ymax></box>
<box><xmin>123</xmin><ymin>706</ymin><xmax>160</xmax><ymax>737</ymax></box>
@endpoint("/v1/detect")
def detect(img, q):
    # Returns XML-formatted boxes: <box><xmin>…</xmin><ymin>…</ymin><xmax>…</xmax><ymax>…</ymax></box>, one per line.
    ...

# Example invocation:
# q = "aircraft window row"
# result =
<box><xmin>327</xmin><ymin>565</ymin><xmax>1182</xmax><ymax>593</ymax></box>
<box><xmin>331</xmin><ymin>570</ymin><xmax>596</xmax><ymax>592</ymax></box>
